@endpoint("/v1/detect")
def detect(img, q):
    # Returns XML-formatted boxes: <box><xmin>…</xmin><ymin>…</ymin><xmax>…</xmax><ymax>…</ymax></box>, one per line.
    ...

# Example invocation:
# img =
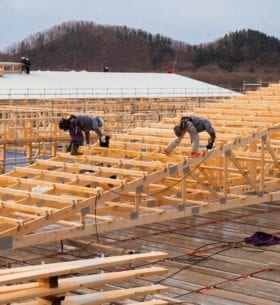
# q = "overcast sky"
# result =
<box><xmin>1</xmin><ymin>0</ymin><xmax>279</xmax><ymax>51</ymax></box>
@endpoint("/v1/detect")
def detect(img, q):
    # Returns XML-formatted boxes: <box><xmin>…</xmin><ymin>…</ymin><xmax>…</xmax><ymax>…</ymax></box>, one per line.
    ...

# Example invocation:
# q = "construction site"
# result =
<box><xmin>0</xmin><ymin>62</ymin><xmax>279</xmax><ymax>305</ymax></box>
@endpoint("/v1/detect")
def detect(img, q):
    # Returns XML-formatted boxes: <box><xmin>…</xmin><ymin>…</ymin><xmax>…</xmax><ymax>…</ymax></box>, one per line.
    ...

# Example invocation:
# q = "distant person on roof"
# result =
<box><xmin>20</xmin><ymin>57</ymin><xmax>31</xmax><ymax>74</ymax></box>
<box><xmin>164</xmin><ymin>115</ymin><xmax>216</xmax><ymax>157</ymax></box>
<box><xmin>59</xmin><ymin>114</ymin><xmax>110</xmax><ymax>148</ymax></box>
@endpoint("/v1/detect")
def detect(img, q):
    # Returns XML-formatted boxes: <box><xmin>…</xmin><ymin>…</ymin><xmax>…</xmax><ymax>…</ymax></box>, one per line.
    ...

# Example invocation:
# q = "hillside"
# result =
<box><xmin>1</xmin><ymin>21</ymin><xmax>280</xmax><ymax>89</ymax></box>
<box><xmin>2</xmin><ymin>21</ymin><xmax>177</xmax><ymax>72</ymax></box>
<box><xmin>193</xmin><ymin>29</ymin><xmax>280</xmax><ymax>70</ymax></box>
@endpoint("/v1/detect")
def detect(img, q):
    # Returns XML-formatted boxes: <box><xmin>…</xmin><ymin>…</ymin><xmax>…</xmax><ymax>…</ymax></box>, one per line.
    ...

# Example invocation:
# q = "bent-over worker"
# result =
<box><xmin>164</xmin><ymin>115</ymin><xmax>216</xmax><ymax>157</ymax></box>
<box><xmin>59</xmin><ymin>116</ymin><xmax>84</xmax><ymax>155</ymax></box>
<box><xmin>59</xmin><ymin>114</ymin><xmax>110</xmax><ymax>148</ymax></box>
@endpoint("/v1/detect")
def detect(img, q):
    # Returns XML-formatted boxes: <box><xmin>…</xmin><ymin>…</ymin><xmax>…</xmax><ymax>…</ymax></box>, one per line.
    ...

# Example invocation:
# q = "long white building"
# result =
<box><xmin>0</xmin><ymin>70</ymin><xmax>240</xmax><ymax>99</ymax></box>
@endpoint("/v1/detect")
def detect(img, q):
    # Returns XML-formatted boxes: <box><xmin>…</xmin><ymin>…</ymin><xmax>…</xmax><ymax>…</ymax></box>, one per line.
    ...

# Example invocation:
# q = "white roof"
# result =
<box><xmin>0</xmin><ymin>71</ymin><xmax>239</xmax><ymax>99</ymax></box>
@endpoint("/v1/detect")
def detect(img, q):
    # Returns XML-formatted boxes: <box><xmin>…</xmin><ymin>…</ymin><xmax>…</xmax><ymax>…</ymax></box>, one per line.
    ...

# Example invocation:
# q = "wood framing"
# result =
<box><xmin>0</xmin><ymin>251</ymin><xmax>168</xmax><ymax>305</ymax></box>
<box><xmin>0</xmin><ymin>84</ymin><xmax>279</xmax><ymax>251</ymax></box>
<box><xmin>0</xmin><ymin>62</ymin><xmax>23</xmax><ymax>74</ymax></box>
<box><xmin>0</xmin><ymin>97</ymin><xmax>207</xmax><ymax>172</ymax></box>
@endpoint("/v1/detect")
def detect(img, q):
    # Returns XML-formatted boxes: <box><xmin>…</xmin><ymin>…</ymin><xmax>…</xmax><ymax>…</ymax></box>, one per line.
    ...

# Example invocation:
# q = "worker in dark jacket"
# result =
<box><xmin>59</xmin><ymin>114</ymin><xmax>110</xmax><ymax>148</ymax></box>
<box><xmin>20</xmin><ymin>57</ymin><xmax>31</xmax><ymax>74</ymax></box>
<box><xmin>59</xmin><ymin>117</ymin><xmax>83</xmax><ymax>155</ymax></box>
<box><xmin>164</xmin><ymin>115</ymin><xmax>216</xmax><ymax>157</ymax></box>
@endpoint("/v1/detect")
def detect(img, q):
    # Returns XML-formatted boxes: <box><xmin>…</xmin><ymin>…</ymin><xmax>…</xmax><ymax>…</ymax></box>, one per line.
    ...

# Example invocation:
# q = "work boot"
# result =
<box><xmin>99</xmin><ymin>135</ymin><xmax>110</xmax><ymax>148</ymax></box>
<box><xmin>66</xmin><ymin>143</ymin><xmax>72</xmax><ymax>153</ymax></box>
<box><xmin>71</xmin><ymin>144</ymin><xmax>83</xmax><ymax>156</ymax></box>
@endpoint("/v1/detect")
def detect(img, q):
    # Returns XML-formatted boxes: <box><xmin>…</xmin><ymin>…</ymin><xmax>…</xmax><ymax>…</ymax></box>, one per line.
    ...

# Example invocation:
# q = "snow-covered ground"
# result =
<box><xmin>0</xmin><ymin>71</ymin><xmax>240</xmax><ymax>99</ymax></box>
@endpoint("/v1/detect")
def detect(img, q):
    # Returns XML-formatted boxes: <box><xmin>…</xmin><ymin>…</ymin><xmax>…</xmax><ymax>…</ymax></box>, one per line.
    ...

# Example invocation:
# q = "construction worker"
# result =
<box><xmin>59</xmin><ymin>114</ymin><xmax>110</xmax><ymax>148</ymax></box>
<box><xmin>59</xmin><ymin>116</ymin><xmax>84</xmax><ymax>155</ymax></box>
<box><xmin>164</xmin><ymin>115</ymin><xmax>216</xmax><ymax>157</ymax></box>
<box><xmin>20</xmin><ymin>57</ymin><xmax>31</xmax><ymax>74</ymax></box>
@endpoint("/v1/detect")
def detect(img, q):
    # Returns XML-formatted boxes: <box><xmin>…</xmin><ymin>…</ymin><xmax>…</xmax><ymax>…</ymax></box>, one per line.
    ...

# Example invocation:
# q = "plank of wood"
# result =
<box><xmin>17</xmin><ymin>286</ymin><xmax>167</xmax><ymax>305</ymax></box>
<box><xmin>0</xmin><ymin>251</ymin><xmax>167</xmax><ymax>285</ymax></box>
<box><xmin>36</xmin><ymin>159</ymin><xmax>147</xmax><ymax>177</ymax></box>
<box><xmin>58</xmin><ymin>153</ymin><xmax>164</xmax><ymax>170</ymax></box>
<box><xmin>0</xmin><ymin>267</ymin><xmax>167</xmax><ymax>304</ymax></box>
<box><xmin>0</xmin><ymin>186</ymin><xmax>78</xmax><ymax>204</ymax></box>
<box><xmin>0</xmin><ymin>176</ymin><xmax>99</xmax><ymax>196</ymax></box>
<box><xmin>14</xmin><ymin>167</ymin><xmax>126</xmax><ymax>186</ymax></box>
<box><xmin>64</xmin><ymin>285</ymin><xmax>168</xmax><ymax>305</ymax></box>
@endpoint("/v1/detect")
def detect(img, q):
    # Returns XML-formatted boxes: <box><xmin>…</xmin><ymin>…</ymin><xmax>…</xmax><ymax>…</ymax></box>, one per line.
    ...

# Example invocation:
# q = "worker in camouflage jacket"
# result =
<box><xmin>164</xmin><ymin>115</ymin><xmax>216</xmax><ymax>157</ymax></box>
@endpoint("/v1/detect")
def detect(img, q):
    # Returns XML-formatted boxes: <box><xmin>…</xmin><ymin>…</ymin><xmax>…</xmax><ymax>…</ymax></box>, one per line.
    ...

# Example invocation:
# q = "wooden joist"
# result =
<box><xmin>0</xmin><ymin>84</ymin><xmax>279</xmax><ymax>250</ymax></box>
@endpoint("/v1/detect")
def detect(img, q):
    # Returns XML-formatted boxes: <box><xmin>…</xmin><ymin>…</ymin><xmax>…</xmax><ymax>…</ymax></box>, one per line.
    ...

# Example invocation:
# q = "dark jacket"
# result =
<box><xmin>70</xmin><ymin>115</ymin><xmax>103</xmax><ymax>144</ymax></box>
<box><xmin>69</xmin><ymin>119</ymin><xmax>84</xmax><ymax>145</ymax></box>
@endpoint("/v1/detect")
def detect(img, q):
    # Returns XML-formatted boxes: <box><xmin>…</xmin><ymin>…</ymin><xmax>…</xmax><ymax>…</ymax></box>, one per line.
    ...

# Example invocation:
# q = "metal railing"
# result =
<box><xmin>0</xmin><ymin>87</ymin><xmax>240</xmax><ymax>99</ymax></box>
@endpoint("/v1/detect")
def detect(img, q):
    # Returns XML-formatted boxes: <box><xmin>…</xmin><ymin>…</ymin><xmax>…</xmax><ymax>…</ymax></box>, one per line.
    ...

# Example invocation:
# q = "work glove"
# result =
<box><xmin>206</xmin><ymin>141</ymin><xmax>214</xmax><ymax>150</ymax></box>
<box><xmin>99</xmin><ymin>135</ymin><xmax>110</xmax><ymax>148</ymax></box>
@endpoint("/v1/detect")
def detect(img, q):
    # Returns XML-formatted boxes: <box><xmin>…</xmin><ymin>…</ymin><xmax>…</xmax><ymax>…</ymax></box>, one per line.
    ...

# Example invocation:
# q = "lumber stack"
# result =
<box><xmin>0</xmin><ymin>251</ymin><xmax>168</xmax><ymax>305</ymax></box>
<box><xmin>0</xmin><ymin>62</ymin><xmax>23</xmax><ymax>74</ymax></box>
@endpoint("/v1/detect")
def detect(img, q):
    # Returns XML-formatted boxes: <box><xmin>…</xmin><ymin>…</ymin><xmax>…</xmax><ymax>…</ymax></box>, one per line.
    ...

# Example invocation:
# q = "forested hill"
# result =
<box><xmin>1</xmin><ymin>21</ymin><xmax>178</xmax><ymax>72</ymax></box>
<box><xmin>193</xmin><ymin>29</ymin><xmax>280</xmax><ymax>71</ymax></box>
<box><xmin>1</xmin><ymin>21</ymin><xmax>280</xmax><ymax>87</ymax></box>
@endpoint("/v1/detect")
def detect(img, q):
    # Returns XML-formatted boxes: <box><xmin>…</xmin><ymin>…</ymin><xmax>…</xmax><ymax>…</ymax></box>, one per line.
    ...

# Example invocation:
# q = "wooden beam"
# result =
<box><xmin>0</xmin><ymin>267</ymin><xmax>167</xmax><ymax>304</ymax></box>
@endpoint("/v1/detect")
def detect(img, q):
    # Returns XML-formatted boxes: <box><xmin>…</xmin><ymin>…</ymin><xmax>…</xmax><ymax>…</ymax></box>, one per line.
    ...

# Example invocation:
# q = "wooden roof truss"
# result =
<box><xmin>0</xmin><ymin>85</ymin><xmax>279</xmax><ymax>251</ymax></box>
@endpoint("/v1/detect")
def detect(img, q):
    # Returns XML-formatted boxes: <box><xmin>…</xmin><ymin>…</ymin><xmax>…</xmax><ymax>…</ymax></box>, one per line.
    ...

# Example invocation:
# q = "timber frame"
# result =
<box><xmin>0</xmin><ymin>62</ymin><xmax>23</xmax><ymax>74</ymax></box>
<box><xmin>0</xmin><ymin>84</ymin><xmax>279</xmax><ymax>251</ymax></box>
<box><xmin>0</xmin><ymin>97</ymin><xmax>208</xmax><ymax>172</ymax></box>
